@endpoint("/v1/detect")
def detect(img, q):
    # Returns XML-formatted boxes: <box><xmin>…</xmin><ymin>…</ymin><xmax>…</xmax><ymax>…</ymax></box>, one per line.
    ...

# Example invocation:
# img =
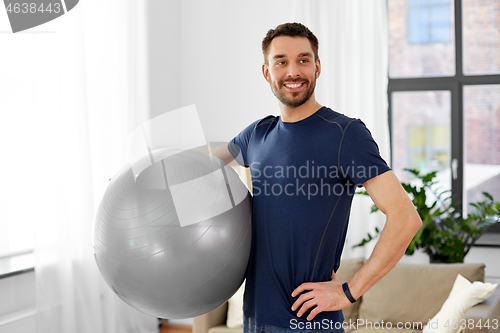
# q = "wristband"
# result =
<box><xmin>342</xmin><ymin>282</ymin><xmax>357</xmax><ymax>303</ymax></box>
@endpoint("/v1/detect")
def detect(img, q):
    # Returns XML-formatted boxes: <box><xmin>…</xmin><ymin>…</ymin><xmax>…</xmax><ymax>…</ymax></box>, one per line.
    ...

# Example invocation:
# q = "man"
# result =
<box><xmin>212</xmin><ymin>23</ymin><xmax>421</xmax><ymax>332</ymax></box>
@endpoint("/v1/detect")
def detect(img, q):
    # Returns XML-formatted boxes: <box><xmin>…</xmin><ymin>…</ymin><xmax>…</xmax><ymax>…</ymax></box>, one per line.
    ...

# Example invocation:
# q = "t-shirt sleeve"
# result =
<box><xmin>339</xmin><ymin>119</ymin><xmax>391</xmax><ymax>186</ymax></box>
<box><xmin>227</xmin><ymin>119</ymin><xmax>260</xmax><ymax>168</ymax></box>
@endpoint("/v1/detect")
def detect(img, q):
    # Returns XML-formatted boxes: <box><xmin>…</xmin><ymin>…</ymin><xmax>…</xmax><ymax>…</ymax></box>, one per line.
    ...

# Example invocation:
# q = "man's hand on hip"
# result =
<box><xmin>291</xmin><ymin>271</ymin><xmax>352</xmax><ymax>321</ymax></box>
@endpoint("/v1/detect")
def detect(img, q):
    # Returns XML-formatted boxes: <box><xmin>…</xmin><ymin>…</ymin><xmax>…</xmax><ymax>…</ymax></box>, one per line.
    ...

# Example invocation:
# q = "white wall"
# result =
<box><xmin>145</xmin><ymin>0</ymin><xmax>298</xmax><ymax>144</ymax></box>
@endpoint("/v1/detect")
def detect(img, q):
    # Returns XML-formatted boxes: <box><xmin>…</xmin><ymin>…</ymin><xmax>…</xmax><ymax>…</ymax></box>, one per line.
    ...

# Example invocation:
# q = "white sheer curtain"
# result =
<box><xmin>291</xmin><ymin>0</ymin><xmax>391</xmax><ymax>259</ymax></box>
<box><xmin>32</xmin><ymin>0</ymin><xmax>157</xmax><ymax>332</ymax></box>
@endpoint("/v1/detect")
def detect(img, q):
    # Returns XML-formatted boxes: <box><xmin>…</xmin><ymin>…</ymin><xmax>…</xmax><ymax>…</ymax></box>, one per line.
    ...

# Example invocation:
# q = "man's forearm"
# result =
<box><xmin>346</xmin><ymin>208</ymin><xmax>421</xmax><ymax>300</ymax></box>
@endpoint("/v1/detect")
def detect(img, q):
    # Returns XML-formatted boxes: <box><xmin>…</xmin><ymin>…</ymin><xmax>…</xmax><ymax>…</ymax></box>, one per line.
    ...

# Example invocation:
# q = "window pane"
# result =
<box><xmin>392</xmin><ymin>91</ymin><xmax>451</xmax><ymax>187</ymax></box>
<box><xmin>389</xmin><ymin>0</ymin><xmax>455</xmax><ymax>77</ymax></box>
<box><xmin>463</xmin><ymin>0</ymin><xmax>500</xmax><ymax>75</ymax></box>
<box><xmin>464</xmin><ymin>85</ymin><xmax>500</xmax><ymax>208</ymax></box>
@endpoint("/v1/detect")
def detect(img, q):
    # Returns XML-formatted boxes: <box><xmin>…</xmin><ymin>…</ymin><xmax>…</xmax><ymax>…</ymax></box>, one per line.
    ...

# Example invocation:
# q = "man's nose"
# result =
<box><xmin>287</xmin><ymin>63</ymin><xmax>301</xmax><ymax>78</ymax></box>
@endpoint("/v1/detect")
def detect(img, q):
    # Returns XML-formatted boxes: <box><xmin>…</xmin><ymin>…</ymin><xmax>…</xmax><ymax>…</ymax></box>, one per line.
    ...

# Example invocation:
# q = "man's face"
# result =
<box><xmin>263</xmin><ymin>36</ymin><xmax>320</xmax><ymax>108</ymax></box>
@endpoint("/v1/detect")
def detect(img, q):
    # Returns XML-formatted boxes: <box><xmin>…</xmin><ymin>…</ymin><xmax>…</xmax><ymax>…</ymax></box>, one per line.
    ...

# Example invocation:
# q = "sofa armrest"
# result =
<box><xmin>193</xmin><ymin>303</ymin><xmax>229</xmax><ymax>333</ymax></box>
<box><xmin>463</xmin><ymin>287</ymin><xmax>500</xmax><ymax>333</ymax></box>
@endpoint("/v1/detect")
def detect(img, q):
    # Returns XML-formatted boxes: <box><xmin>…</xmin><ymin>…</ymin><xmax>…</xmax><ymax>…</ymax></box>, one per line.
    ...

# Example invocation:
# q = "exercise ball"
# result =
<box><xmin>93</xmin><ymin>148</ymin><xmax>252</xmax><ymax>319</ymax></box>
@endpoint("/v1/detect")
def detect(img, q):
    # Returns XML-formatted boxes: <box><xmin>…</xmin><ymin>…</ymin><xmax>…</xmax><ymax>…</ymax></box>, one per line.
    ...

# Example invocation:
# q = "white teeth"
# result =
<box><xmin>285</xmin><ymin>83</ymin><xmax>302</xmax><ymax>88</ymax></box>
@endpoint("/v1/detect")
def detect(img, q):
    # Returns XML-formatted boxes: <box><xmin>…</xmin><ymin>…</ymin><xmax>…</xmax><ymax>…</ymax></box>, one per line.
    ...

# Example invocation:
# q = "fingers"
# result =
<box><xmin>293</xmin><ymin>297</ymin><xmax>322</xmax><ymax>321</ymax></box>
<box><xmin>307</xmin><ymin>306</ymin><xmax>321</xmax><ymax>321</ymax></box>
<box><xmin>296</xmin><ymin>299</ymin><xmax>316</xmax><ymax>318</ymax></box>
<box><xmin>291</xmin><ymin>282</ymin><xmax>314</xmax><ymax>297</ymax></box>
<box><xmin>291</xmin><ymin>284</ymin><xmax>322</xmax><ymax>321</ymax></box>
<box><xmin>291</xmin><ymin>281</ymin><xmax>343</xmax><ymax>321</ymax></box>
<box><xmin>291</xmin><ymin>290</ymin><xmax>314</xmax><ymax>311</ymax></box>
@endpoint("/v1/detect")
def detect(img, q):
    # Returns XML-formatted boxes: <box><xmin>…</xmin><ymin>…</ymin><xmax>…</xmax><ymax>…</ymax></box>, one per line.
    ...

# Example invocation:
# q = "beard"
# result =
<box><xmin>269</xmin><ymin>74</ymin><xmax>317</xmax><ymax>108</ymax></box>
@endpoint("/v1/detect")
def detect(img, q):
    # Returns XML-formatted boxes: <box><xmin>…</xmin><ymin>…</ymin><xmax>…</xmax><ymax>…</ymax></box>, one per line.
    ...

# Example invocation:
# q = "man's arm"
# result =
<box><xmin>200</xmin><ymin>143</ymin><xmax>239</xmax><ymax>166</ymax></box>
<box><xmin>345</xmin><ymin>170</ymin><xmax>422</xmax><ymax>299</ymax></box>
<box><xmin>291</xmin><ymin>170</ymin><xmax>422</xmax><ymax>320</ymax></box>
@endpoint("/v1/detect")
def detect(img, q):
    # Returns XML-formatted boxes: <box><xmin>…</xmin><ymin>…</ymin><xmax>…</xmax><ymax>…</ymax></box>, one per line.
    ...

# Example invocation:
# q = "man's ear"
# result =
<box><xmin>315</xmin><ymin>58</ymin><xmax>321</xmax><ymax>79</ymax></box>
<box><xmin>262</xmin><ymin>63</ymin><xmax>271</xmax><ymax>83</ymax></box>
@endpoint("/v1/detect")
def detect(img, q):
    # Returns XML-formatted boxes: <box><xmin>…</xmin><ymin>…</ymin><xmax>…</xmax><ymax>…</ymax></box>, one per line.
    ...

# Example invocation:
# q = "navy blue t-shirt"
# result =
<box><xmin>228</xmin><ymin>106</ymin><xmax>391</xmax><ymax>329</ymax></box>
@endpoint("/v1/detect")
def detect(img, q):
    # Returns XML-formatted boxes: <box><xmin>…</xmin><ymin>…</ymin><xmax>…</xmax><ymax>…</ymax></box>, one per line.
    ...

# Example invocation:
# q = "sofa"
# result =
<box><xmin>193</xmin><ymin>258</ymin><xmax>500</xmax><ymax>333</ymax></box>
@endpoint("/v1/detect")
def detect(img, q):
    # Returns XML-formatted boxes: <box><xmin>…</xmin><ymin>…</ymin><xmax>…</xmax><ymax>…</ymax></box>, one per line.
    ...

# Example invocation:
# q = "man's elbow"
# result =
<box><xmin>389</xmin><ymin>206</ymin><xmax>422</xmax><ymax>238</ymax></box>
<box><xmin>408</xmin><ymin>210</ymin><xmax>422</xmax><ymax>236</ymax></box>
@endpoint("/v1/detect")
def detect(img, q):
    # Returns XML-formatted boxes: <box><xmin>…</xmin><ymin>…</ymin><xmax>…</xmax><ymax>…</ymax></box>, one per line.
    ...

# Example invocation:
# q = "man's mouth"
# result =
<box><xmin>283</xmin><ymin>82</ymin><xmax>305</xmax><ymax>91</ymax></box>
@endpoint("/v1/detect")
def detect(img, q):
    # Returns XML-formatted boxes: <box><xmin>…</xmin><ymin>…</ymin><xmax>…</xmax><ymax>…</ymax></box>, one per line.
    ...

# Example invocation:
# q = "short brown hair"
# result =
<box><xmin>262</xmin><ymin>22</ymin><xmax>319</xmax><ymax>64</ymax></box>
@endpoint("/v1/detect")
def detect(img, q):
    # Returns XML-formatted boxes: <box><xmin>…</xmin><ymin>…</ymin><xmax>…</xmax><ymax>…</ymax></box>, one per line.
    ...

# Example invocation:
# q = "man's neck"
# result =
<box><xmin>279</xmin><ymin>97</ymin><xmax>323</xmax><ymax>123</ymax></box>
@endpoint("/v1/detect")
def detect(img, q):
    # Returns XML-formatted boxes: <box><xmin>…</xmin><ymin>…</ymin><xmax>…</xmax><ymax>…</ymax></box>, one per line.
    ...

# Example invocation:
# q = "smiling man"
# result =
<box><xmin>265</xmin><ymin>36</ymin><xmax>318</xmax><ymax>109</ymax></box>
<box><xmin>212</xmin><ymin>23</ymin><xmax>421</xmax><ymax>332</ymax></box>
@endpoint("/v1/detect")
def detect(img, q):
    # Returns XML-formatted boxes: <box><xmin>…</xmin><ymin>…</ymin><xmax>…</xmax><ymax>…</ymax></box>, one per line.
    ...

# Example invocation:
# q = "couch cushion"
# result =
<box><xmin>358</xmin><ymin>262</ymin><xmax>485</xmax><ymax>326</ymax></box>
<box><xmin>336</xmin><ymin>257</ymin><xmax>365</xmax><ymax>323</ymax></box>
<box><xmin>422</xmin><ymin>275</ymin><xmax>497</xmax><ymax>333</ymax></box>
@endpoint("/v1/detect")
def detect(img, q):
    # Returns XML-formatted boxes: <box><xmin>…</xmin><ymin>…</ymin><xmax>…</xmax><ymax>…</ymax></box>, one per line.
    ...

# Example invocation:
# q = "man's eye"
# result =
<box><xmin>300</xmin><ymin>59</ymin><xmax>308</xmax><ymax>63</ymax></box>
<box><xmin>277</xmin><ymin>61</ymin><xmax>286</xmax><ymax>65</ymax></box>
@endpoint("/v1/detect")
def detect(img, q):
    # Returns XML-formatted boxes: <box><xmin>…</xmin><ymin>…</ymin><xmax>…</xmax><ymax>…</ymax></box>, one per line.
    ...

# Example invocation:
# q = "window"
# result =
<box><xmin>390</xmin><ymin>0</ymin><xmax>455</xmax><ymax>77</ymax></box>
<box><xmin>408</xmin><ymin>0</ymin><xmax>452</xmax><ymax>44</ymax></box>
<box><xmin>389</xmin><ymin>0</ymin><xmax>500</xmax><ymax>241</ymax></box>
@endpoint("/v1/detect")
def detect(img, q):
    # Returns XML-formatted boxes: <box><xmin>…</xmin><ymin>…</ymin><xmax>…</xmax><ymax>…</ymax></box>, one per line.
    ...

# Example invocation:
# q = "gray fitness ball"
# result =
<box><xmin>93</xmin><ymin>148</ymin><xmax>252</xmax><ymax>319</ymax></box>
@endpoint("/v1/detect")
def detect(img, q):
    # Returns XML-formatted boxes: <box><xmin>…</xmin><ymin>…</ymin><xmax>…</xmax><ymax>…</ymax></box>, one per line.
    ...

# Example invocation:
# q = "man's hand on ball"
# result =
<box><xmin>291</xmin><ymin>271</ymin><xmax>352</xmax><ymax>321</ymax></box>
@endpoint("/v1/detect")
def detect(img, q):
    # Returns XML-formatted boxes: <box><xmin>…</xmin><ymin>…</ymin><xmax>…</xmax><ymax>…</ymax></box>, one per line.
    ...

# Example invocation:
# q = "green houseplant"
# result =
<box><xmin>354</xmin><ymin>168</ymin><xmax>500</xmax><ymax>263</ymax></box>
